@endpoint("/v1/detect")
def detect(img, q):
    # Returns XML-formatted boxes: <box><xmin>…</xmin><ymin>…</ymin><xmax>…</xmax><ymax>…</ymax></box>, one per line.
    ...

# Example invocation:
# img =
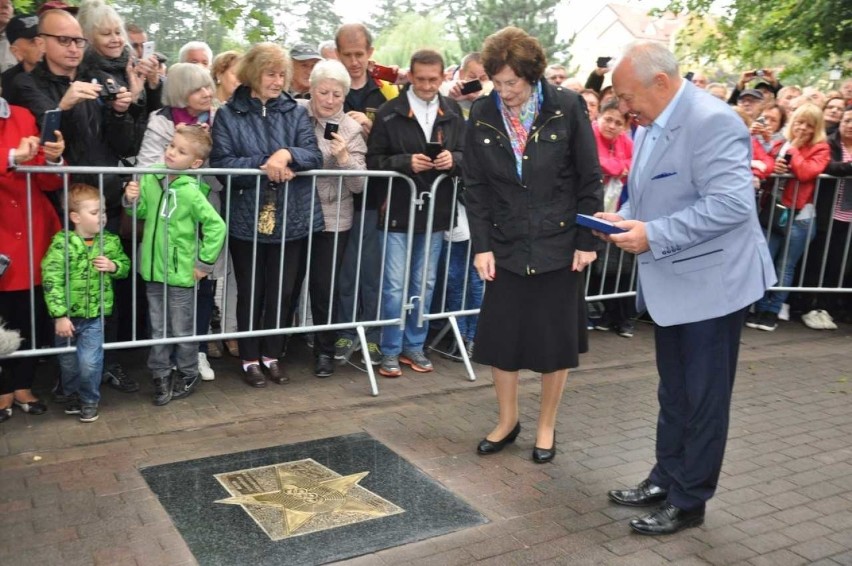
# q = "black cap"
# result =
<box><xmin>6</xmin><ymin>14</ymin><xmax>39</xmax><ymax>44</ymax></box>
<box><xmin>740</xmin><ymin>88</ymin><xmax>765</xmax><ymax>100</ymax></box>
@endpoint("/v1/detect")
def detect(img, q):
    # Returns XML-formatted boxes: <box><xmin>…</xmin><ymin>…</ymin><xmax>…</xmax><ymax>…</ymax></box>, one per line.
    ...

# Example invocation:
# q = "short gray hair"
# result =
<box><xmin>77</xmin><ymin>0</ymin><xmax>128</xmax><ymax>46</ymax></box>
<box><xmin>618</xmin><ymin>41</ymin><xmax>679</xmax><ymax>85</ymax></box>
<box><xmin>178</xmin><ymin>41</ymin><xmax>213</xmax><ymax>65</ymax></box>
<box><xmin>309</xmin><ymin>59</ymin><xmax>351</xmax><ymax>95</ymax></box>
<box><xmin>317</xmin><ymin>40</ymin><xmax>336</xmax><ymax>55</ymax></box>
<box><xmin>162</xmin><ymin>62</ymin><xmax>216</xmax><ymax>108</ymax></box>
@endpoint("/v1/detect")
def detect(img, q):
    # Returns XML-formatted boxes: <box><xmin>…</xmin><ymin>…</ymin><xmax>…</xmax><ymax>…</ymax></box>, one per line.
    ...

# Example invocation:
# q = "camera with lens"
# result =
<box><xmin>97</xmin><ymin>78</ymin><xmax>121</xmax><ymax>101</ymax></box>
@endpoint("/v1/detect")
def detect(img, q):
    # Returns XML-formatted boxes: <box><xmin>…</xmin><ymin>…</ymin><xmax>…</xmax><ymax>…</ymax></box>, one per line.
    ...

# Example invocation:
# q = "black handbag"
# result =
<box><xmin>758</xmin><ymin>201</ymin><xmax>791</xmax><ymax>235</ymax></box>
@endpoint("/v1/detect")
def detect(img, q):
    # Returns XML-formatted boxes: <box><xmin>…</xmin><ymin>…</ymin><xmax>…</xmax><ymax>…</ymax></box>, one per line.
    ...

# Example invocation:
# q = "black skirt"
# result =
<box><xmin>473</xmin><ymin>266</ymin><xmax>588</xmax><ymax>373</ymax></box>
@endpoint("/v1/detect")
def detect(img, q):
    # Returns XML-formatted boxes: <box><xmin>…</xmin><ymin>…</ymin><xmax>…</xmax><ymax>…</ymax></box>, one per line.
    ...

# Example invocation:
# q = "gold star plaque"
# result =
<box><xmin>215</xmin><ymin>459</ymin><xmax>404</xmax><ymax>540</ymax></box>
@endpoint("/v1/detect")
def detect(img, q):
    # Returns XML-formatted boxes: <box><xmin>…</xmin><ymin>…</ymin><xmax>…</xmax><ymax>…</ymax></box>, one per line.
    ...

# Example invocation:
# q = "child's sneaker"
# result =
<box><xmin>198</xmin><ymin>352</ymin><xmax>215</xmax><ymax>381</ymax></box>
<box><xmin>79</xmin><ymin>405</ymin><xmax>99</xmax><ymax>423</ymax></box>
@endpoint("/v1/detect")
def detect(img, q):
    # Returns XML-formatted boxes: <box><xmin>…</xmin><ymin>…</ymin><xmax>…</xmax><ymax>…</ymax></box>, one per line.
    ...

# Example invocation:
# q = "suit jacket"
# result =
<box><xmin>619</xmin><ymin>81</ymin><xmax>776</xmax><ymax>326</ymax></box>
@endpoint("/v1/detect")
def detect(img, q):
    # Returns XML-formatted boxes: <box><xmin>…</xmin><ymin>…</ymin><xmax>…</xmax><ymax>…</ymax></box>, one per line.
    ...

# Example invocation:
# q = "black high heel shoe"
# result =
<box><xmin>532</xmin><ymin>431</ymin><xmax>556</xmax><ymax>463</ymax></box>
<box><xmin>477</xmin><ymin>422</ymin><xmax>521</xmax><ymax>455</ymax></box>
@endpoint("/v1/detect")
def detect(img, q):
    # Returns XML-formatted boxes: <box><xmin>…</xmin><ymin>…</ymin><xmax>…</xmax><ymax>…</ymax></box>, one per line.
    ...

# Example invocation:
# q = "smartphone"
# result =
<box><xmin>596</xmin><ymin>56</ymin><xmax>612</xmax><ymax>68</ymax></box>
<box><xmin>323</xmin><ymin>122</ymin><xmax>339</xmax><ymax>140</ymax></box>
<box><xmin>755</xmin><ymin>69</ymin><xmax>765</xmax><ymax>77</ymax></box>
<box><xmin>424</xmin><ymin>142</ymin><xmax>443</xmax><ymax>160</ymax></box>
<box><xmin>40</xmin><ymin>109</ymin><xmax>62</xmax><ymax>144</ymax></box>
<box><xmin>0</xmin><ymin>253</ymin><xmax>10</xmax><ymax>278</ymax></box>
<box><xmin>783</xmin><ymin>152</ymin><xmax>792</xmax><ymax>165</ymax></box>
<box><xmin>370</xmin><ymin>64</ymin><xmax>398</xmax><ymax>84</ymax></box>
<box><xmin>684</xmin><ymin>71</ymin><xmax>694</xmax><ymax>82</ymax></box>
<box><xmin>142</xmin><ymin>40</ymin><xmax>155</xmax><ymax>60</ymax></box>
<box><xmin>459</xmin><ymin>79</ymin><xmax>482</xmax><ymax>95</ymax></box>
<box><xmin>755</xmin><ymin>116</ymin><xmax>766</xmax><ymax>126</ymax></box>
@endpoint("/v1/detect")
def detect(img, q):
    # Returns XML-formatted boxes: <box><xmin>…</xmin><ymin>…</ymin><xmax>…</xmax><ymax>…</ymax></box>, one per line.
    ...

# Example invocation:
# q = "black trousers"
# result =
<box><xmin>0</xmin><ymin>289</ymin><xmax>46</xmax><ymax>394</ymax></box>
<box><xmin>648</xmin><ymin>307</ymin><xmax>747</xmax><ymax>511</ymax></box>
<box><xmin>308</xmin><ymin>231</ymin><xmax>349</xmax><ymax>357</ymax></box>
<box><xmin>229</xmin><ymin>237</ymin><xmax>306</xmax><ymax>362</ymax></box>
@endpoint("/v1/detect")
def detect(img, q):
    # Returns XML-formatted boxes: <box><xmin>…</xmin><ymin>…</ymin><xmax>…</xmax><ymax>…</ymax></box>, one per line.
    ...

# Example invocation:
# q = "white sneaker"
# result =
<box><xmin>802</xmin><ymin>309</ymin><xmax>824</xmax><ymax>329</ymax></box>
<box><xmin>779</xmin><ymin>303</ymin><xmax>791</xmax><ymax>321</ymax></box>
<box><xmin>818</xmin><ymin>310</ymin><xmax>838</xmax><ymax>330</ymax></box>
<box><xmin>198</xmin><ymin>352</ymin><xmax>215</xmax><ymax>381</ymax></box>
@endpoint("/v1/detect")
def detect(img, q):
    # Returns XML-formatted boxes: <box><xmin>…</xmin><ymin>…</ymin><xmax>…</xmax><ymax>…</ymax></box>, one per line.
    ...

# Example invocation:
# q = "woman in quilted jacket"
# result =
<box><xmin>209</xmin><ymin>43</ymin><xmax>323</xmax><ymax>387</ymax></box>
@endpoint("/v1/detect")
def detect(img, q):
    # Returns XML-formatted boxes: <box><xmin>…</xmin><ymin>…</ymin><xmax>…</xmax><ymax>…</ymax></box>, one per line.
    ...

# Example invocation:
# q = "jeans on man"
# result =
<box><xmin>440</xmin><ymin>239</ymin><xmax>483</xmax><ymax>342</ymax></box>
<box><xmin>756</xmin><ymin>217</ymin><xmax>816</xmax><ymax>314</ymax></box>
<box><xmin>380</xmin><ymin>231</ymin><xmax>443</xmax><ymax>356</ymax></box>
<box><xmin>337</xmin><ymin>209</ymin><xmax>382</xmax><ymax>343</ymax></box>
<box><xmin>56</xmin><ymin>317</ymin><xmax>104</xmax><ymax>406</ymax></box>
<box><xmin>146</xmin><ymin>283</ymin><xmax>197</xmax><ymax>379</ymax></box>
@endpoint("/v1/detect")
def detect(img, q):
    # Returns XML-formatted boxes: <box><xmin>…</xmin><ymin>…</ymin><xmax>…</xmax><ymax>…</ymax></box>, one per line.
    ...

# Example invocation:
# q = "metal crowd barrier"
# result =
<box><xmin>5</xmin><ymin>167</ymin><xmax>851</xmax><ymax>394</ymax></box>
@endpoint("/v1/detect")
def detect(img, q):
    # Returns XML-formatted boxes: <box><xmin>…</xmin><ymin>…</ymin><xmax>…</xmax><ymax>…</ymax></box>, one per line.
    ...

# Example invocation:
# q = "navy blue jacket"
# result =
<box><xmin>210</xmin><ymin>85</ymin><xmax>323</xmax><ymax>243</ymax></box>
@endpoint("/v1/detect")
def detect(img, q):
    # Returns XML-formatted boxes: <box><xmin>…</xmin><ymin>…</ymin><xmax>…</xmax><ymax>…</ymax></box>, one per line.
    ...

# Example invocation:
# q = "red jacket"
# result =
<box><xmin>751</xmin><ymin>138</ymin><xmax>775</xmax><ymax>180</ymax></box>
<box><xmin>781</xmin><ymin>141</ymin><xmax>831</xmax><ymax>210</ymax></box>
<box><xmin>593</xmin><ymin>122</ymin><xmax>633</xmax><ymax>181</ymax></box>
<box><xmin>0</xmin><ymin>105</ymin><xmax>62</xmax><ymax>292</ymax></box>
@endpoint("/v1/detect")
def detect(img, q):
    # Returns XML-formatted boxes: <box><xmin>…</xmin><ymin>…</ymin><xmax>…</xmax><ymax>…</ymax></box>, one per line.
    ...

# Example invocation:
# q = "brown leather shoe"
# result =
<box><xmin>224</xmin><ymin>340</ymin><xmax>239</xmax><ymax>357</ymax></box>
<box><xmin>243</xmin><ymin>364</ymin><xmax>267</xmax><ymax>388</ymax></box>
<box><xmin>265</xmin><ymin>360</ymin><xmax>289</xmax><ymax>384</ymax></box>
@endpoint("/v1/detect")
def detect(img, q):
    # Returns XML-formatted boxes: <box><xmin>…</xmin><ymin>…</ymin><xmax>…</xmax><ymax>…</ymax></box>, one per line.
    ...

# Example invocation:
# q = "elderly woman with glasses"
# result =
<box><xmin>210</xmin><ymin>43</ymin><xmax>323</xmax><ymax>388</ymax></box>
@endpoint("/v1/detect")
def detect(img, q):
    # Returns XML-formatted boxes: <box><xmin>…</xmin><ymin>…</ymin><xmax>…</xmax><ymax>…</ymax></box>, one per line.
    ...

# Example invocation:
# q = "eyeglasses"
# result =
<box><xmin>39</xmin><ymin>33</ymin><xmax>88</xmax><ymax>48</ymax></box>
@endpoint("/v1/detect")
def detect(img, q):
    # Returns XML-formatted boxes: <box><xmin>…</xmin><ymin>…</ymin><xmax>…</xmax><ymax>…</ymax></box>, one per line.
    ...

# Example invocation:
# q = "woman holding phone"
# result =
<box><xmin>297</xmin><ymin>60</ymin><xmax>366</xmax><ymax>377</ymax></box>
<box><xmin>0</xmin><ymin>97</ymin><xmax>65</xmax><ymax>422</ymax></box>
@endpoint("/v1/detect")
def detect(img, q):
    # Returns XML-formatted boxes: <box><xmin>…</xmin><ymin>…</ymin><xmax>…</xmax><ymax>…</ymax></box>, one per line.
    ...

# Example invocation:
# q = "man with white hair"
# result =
<box><xmin>599</xmin><ymin>40</ymin><xmax>775</xmax><ymax>535</ymax></box>
<box><xmin>178</xmin><ymin>40</ymin><xmax>212</xmax><ymax>68</ymax></box>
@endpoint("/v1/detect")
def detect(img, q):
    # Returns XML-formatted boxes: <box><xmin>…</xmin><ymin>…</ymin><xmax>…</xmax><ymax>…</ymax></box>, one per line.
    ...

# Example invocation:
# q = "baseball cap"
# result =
<box><xmin>290</xmin><ymin>43</ymin><xmax>322</xmax><ymax>61</ymax></box>
<box><xmin>37</xmin><ymin>1</ymin><xmax>80</xmax><ymax>15</ymax></box>
<box><xmin>740</xmin><ymin>88</ymin><xmax>765</xmax><ymax>100</ymax></box>
<box><xmin>6</xmin><ymin>14</ymin><xmax>39</xmax><ymax>44</ymax></box>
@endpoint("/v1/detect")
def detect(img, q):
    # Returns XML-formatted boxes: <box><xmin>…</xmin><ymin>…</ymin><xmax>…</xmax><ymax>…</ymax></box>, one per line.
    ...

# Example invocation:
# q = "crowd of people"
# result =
<box><xmin>0</xmin><ymin>0</ymin><xmax>850</xmax><ymax>430</ymax></box>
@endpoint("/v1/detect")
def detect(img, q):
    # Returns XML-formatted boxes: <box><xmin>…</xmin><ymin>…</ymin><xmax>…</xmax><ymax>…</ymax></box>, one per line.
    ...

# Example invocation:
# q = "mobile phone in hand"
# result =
<box><xmin>142</xmin><ymin>40</ymin><xmax>155</xmax><ymax>60</ymax></box>
<box><xmin>324</xmin><ymin>122</ymin><xmax>339</xmax><ymax>140</ymax></box>
<box><xmin>684</xmin><ymin>71</ymin><xmax>694</xmax><ymax>82</ymax></box>
<box><xmin>460</xmin><ymin>79</ymin><xmax>482</xmax><ymax>95</ymax></box>
<box><xmin>783</xmin><ymin>152</ymin><xmax>792</xmax><ymax>165</ymax></box>
<box><xmin>370</xmin><ymin>64</ymin><xmax>398</xmax><ymax>83</ymax></box>
<box><xmin>596</xmin><ymin>56</ymin><xmax>612</xmax><ymax>68</ymax></box>
<box><xmin>40</xmin><ymin>109</ymin><xmax>62</xmax><ymax>144</ymax></box>
<box><xmin>424</xmin><ymin>142</ymin><xmax>443</xmax><ymax>160</ymax></box>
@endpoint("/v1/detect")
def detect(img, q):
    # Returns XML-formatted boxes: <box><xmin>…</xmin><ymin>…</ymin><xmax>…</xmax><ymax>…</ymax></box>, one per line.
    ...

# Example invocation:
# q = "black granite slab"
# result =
<box><xmin>139</xmin><ymin>432</ymin><xmax>488</xmax><ymax>566</ymax></box>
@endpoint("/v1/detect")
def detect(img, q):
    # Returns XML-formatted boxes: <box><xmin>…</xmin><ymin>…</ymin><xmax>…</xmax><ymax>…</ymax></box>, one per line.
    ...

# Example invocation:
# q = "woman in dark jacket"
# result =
<box><xmin>464</xmin><ymin>27</ymin><xmax>602</xmax><ymax>463</ymax></box>
<box><xmin>210</xmin><ymin>43</ymin><xmax>323</xmax><ymax>388</ymax></box>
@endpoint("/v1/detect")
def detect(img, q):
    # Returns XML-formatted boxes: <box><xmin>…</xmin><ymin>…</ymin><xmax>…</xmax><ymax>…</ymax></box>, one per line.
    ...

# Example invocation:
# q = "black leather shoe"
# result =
<box><xmin>243</xmin><ymin>364</ymin><xmax>267</xmax><ymax>388</ymax></box>
<box><xmin>315</xmin><ymin>355</ymin><xmax>334</xmax><ymax>378</ymax></box>
<box><xmin>532</xmin><ymin>431</ymin><xmax>556</xmax><ymax>463</ymax></box>
<box><xmin>477</xmin><ymin>422</ymin><xmax>521</xmax><ymax>455</ymax></box>
<box><xmin>608</xmin><ymin>479</ymin><xmax>668</xmax><ymax>507</ymax></box>
<box><xmin>265</xmin><ymin>361</ymin><xmax>289</xmax><ymax>384</ymax></box>
<box><xmin>0</xmin><ymin>407</ymin><xmax>12</xmax><ymax>423</ymax></box>
<box><xmin>13</xmin><ymin>399</ymin><xmax>48</xmax><ymax>415</ymax></box>
<box><xmin>629</xmin><ymin>503</ymin><xmax>705</xmax><ymax>535</ymax></box>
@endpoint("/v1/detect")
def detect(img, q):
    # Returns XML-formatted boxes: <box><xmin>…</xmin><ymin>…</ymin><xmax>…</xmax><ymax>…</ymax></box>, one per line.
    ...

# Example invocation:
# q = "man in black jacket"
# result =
<box><xmin>367</xmin><ymin>49</ymin><xmax>465</xmax><ymax>378</ymax></box>
<box><xmin>10</xmin><ymin>8</ymin><xmax>139</xmax><ymax>395</ymax></box>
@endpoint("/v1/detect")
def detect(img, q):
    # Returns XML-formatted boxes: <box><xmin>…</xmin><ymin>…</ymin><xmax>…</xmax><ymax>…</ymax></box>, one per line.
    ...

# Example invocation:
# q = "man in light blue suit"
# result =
<box><xmin>598</xmin><ymin>42</ymin><xmax>776</xmax><ymax>535</ymax></box>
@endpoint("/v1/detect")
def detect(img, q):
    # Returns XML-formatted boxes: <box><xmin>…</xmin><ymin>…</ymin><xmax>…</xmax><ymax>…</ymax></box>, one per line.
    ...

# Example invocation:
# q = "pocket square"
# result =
<box><xmin>651</xmin><ymin>172</ymin><xmax>677</xmax><ymax>180</ymax></box>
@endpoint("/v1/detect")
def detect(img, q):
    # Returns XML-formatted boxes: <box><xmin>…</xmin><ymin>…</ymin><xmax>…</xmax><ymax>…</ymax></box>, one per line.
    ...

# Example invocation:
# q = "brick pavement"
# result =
<box><xmin>1</xmin><ymin>319</ymin><xmax>851</xmax><ymax>565</ymax></box>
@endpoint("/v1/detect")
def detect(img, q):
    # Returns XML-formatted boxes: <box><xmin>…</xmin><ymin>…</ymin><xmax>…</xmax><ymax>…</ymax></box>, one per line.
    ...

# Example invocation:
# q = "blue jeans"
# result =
<box><xmin>56</xmin><ymin>317</ymin><xmax>104</xmax><ymax>406</ymax></box>
<box><xmin>756</xmin><ymin>217</ymin><xmax>815</xmax><ymax>314</ymax></box>
<box><xmin>380</xmin><ymin>232</ymin><xmax>443</xmax><ymax>356</ymax></box>
<box><xmin>146</xmin><ymin>284</ymin><xmax>197</xmax><ymax>379</ymax></box>
<box><xmin>441</xmin><ymin>240</ymin><xmax>483</xmax><ymax>342</ymax></box>
<box><xmin>337</xmin><ymin>209</ymin><xmax>381</xmax><ymax>343</ymax></box>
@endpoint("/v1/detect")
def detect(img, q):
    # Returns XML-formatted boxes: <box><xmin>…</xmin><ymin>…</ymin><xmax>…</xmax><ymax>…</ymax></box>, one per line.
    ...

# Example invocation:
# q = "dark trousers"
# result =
<box><xmin>309</xmin><ymin>230</ymin><xmax>349</xmax><ymax>357</ymax></box>
<box><xmin>196</xmin><ymin>277</ymin><xmax>215</xmax><ymax>354</ymax></box>
<box><xmin>229</xmin><ymin>237</ymin><xmax>305</xmax><ymax>362</ymax></box>
<box><xmin>803</xmin><ymin>222</ymin><xmax>852</xmax><ymax>314</ymax></box>
<box><xmin>0</xmin><ymin>289</ymin><xmax>46</xmax><ymax>394</ymax></box>
<box><xmin>649</xmin><ymin>307</ymin><xmax>747</xmax><ymax>511</ymax></box>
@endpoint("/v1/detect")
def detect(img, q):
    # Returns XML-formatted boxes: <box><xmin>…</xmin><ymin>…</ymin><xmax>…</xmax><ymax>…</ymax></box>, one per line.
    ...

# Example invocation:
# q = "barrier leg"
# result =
<box><xmin>356</xmin><ymin>325</ymin><xmax>379</xmax><ymax>396</ymax></box>
<box><xmin>447</xmin><ymin>315</ymin><xmax>476</xmax><ymax>382</ymax></box>
<box><xmin>427</xmin><ymin>320</ymin><xmax>453</xmax><ymax>351</ymax></box>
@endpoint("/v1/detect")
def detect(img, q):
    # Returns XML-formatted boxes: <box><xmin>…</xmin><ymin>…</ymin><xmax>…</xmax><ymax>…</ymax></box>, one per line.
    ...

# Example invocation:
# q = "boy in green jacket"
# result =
<box><xmin>124</xmin><ymin>126</ymin><xmax>225</xmax><ymax>406</ymax></box>
<box><xmin>42</xmin><ymin>183</ymin><xmax>131</xmax><ymax>423</ymax></box>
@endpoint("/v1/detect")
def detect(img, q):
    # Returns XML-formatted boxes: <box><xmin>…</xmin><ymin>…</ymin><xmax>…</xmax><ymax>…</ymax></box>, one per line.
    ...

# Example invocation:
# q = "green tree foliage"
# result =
<box><xmin>296</xmin><ymin>0</ymin><xmax>342</xmax><ymax>47</ymax></box>
<box><xmin>368</xmin><ymin>0</ymin><xmax>417</xmax><ymax>39</ymax></box>
<box><xmin>439</xmin><ymin>0</ymin><xmax>572</xmax><ymax>65</ymax></box>
<box><xmin>372</xmin><ymin>12</ymin><xmax>461</xmax><ymax>67</ymax></box>
<box><xmin>662</xmin><ymin>0</ymin><xmax>851</xmax><ymax>70</ymax></box>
